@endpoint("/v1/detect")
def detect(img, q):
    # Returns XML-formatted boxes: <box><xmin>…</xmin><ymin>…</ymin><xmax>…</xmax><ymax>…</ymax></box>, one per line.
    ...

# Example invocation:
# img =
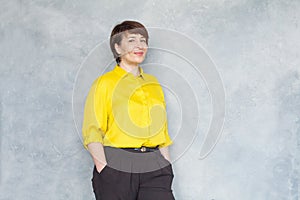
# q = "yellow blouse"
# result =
<box><xmin>82</xmin><ymin>65</ymin><xmax>173</xmax><ymax>149</ymax></box>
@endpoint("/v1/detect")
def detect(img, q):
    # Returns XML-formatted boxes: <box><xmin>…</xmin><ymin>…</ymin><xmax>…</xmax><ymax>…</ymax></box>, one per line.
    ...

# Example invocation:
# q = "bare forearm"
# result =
<box><xmin>159</xmin><ymin>146</ymin><xmax>171</xmax><ymax>162</ymax></box>
<box><xmin>87</xmin><ymin>142</ymin><xmax>107</xmax><ymax>172</ymax></box>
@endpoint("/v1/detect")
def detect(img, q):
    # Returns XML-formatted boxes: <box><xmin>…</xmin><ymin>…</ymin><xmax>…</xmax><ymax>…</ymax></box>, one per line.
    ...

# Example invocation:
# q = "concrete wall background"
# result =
<box><xmin>0</xmin><ymin>0</ymin><xmax>299</xmax><ymax>199</ymax></box>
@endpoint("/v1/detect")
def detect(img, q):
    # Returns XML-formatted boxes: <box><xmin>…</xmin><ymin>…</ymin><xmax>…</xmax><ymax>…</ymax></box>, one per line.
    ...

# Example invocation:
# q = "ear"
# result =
<box><xmin>114</xmin><ymin>43</ymin><xmax>122</xmax><ymax>55</ymax></box>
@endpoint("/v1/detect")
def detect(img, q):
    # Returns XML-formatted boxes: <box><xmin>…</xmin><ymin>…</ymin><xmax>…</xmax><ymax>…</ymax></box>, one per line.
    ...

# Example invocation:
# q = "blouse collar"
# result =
<box><xmin>113</xmin><ymin>64</ymin><xmax>144</xmax><ymax>79</ymax></box>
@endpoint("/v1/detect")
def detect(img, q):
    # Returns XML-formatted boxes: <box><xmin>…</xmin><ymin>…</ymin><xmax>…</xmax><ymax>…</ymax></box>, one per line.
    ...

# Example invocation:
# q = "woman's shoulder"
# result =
<box><xmin>143</xmin><ymin>73</ymin><xmax>160</xmax><ymax>83</ymax></box>
<box><xmin>91</xmin><ymin>71</ymin><xmax>116</xmax><ymax>88</ymax></box>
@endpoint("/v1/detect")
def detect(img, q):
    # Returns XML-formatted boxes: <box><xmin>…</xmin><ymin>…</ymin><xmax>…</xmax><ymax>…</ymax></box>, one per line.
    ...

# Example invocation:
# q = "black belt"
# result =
<box><xmin>121</xmin><ymin>146</ymin><xmax>159</xmax><ymax>153</ymax></box>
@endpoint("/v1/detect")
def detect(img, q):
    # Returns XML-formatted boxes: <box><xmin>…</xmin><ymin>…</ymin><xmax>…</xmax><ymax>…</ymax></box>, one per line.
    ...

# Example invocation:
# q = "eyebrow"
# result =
<box><xmin>127</xmin><ymin>35</ymin><xmax>146</xmax><ymax>39</ymax></box>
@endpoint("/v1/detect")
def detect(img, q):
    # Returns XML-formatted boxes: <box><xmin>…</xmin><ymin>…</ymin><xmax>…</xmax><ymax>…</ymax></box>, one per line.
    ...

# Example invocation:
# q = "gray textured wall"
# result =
<box><xmin>0</xmin><ymin>0</ymin><xmax>299</xmax><ymax>199</ymax></box>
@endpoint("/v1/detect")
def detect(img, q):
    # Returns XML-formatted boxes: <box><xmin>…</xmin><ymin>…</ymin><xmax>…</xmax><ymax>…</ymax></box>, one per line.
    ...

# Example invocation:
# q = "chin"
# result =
<box><xmin>133</xmin><ymin>58</ymin><xmax>145</xmax><ymax>64</ymax></box>
<box><xmin>125</xmin><ymin>55</ymin><xmax>146</xmax><ymax>65</ymax></box>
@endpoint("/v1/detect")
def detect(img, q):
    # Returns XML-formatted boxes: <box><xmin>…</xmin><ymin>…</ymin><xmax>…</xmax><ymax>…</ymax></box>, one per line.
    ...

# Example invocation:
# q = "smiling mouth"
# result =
<box><xmin>134</xmin><ymin>52</ymin><xmax>144</xmax><ymax>56</ymax></box>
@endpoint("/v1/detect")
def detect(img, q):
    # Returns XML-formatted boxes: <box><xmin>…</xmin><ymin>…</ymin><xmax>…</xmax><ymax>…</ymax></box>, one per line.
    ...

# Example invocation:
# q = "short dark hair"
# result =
<box><xmin>110</xmin><ymin>20</ymin><xmax>149</xmax><ymax>64</ymax></box>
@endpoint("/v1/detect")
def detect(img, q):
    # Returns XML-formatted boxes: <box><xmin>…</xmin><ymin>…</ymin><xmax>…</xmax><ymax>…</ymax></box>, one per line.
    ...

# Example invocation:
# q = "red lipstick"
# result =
<box><xmin>134</xmin><ymin>52</ymin><xmax>144</xmax><ymax>56</ymax></box>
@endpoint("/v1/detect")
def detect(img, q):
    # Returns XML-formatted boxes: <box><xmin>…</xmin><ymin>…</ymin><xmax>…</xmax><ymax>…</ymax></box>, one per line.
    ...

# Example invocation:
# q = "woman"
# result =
<box><xmin>82</xmin><ymin>20</ymin><xmax>175</xmax><ymax>200</ymax></box>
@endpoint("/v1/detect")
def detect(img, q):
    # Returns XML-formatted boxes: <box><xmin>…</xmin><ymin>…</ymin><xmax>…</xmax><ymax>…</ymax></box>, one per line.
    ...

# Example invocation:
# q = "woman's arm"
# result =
<box><xmin>87</xmin><ymin>142</ymin><xmax>107</xmax><ymax>173</ymax></box>
<box><xmin>159</xmin><ymin>146</ymin><xmax>171</xmax><ymax>163</ymax></box>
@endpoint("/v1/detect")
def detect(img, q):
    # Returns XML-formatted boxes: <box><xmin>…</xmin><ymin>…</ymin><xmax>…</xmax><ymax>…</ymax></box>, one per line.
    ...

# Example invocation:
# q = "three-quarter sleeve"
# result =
<box><xmin>82</xmin><ymin>77</ymin><xmax>109</xmax><ymax>149</ymax></box>
<box><xmin>157</xmin><ymin>85</ymin><xmax>173</xmax><ymax>148</ymax></box>
<box><xmin>158</xmin><ymin>117</ymin><xmax>173</xmax><ymax>148</ymax></box>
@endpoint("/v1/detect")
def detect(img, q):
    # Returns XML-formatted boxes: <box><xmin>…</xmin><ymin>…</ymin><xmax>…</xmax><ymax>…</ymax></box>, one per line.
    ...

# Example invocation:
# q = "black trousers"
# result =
<box><xmin>91</xmin><ymin>146</ymin><xmax>175</xmax><ymax>200</ymax></box>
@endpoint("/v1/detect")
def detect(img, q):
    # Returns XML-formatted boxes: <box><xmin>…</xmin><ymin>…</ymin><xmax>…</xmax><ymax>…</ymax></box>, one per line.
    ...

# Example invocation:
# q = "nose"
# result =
<box><xmin>135</xmin><ymin>41</ymin><xmax>147</xmax><ymax>49</ymax></box>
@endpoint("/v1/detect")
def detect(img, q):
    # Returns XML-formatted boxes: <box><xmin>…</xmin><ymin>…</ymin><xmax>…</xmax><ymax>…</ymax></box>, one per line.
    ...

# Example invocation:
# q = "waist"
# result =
<box><xmin>120</xmin><ymin>146</ymin><xmax>159</xmax><ymax>153</ymax></box>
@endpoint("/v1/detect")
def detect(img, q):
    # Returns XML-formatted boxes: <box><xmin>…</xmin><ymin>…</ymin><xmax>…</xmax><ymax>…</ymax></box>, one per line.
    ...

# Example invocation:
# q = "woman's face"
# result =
<box><xmin>115</xmin><ymin>32</ymin><xmax>148</xmax><ymax>65</ymax></box>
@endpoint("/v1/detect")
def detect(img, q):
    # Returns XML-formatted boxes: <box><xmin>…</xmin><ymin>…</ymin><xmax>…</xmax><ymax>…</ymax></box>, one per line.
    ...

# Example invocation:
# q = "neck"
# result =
<box><xmin>119</xmin><ymin>62</ymin><xmax>140</xmax><ymax>77</ymax></box>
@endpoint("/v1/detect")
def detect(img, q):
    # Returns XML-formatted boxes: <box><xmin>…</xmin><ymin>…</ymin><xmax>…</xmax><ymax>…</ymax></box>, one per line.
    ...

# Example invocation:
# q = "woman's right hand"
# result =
<box><xmin>87</xmin><ymin>143</ymin><xmax>108</xmax><ymax>174</ymax></box>
<box><xmin>96</xmin><ymin>163</ymin><xmax>107</xmax><ymax>173</ymax></box>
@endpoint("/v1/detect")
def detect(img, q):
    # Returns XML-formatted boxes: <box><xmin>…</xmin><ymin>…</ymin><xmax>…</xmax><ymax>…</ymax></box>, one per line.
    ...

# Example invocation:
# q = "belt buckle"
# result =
<box><xmin>140</xmin><ymin>146</ymin><xmax>147</xmax><ymax>152</ymax></box>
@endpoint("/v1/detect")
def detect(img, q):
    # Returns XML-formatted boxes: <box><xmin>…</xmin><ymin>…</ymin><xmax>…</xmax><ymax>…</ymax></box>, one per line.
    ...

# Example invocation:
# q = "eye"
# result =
<box><xmin>128</xmin><ymin>39</ymin><xmax>135</xmax><ymax>42</ymax></box>
<box><xmin>141</xmin><ymin>39</ymin><xmax>146</xmax><ymax>43</ymax></box>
